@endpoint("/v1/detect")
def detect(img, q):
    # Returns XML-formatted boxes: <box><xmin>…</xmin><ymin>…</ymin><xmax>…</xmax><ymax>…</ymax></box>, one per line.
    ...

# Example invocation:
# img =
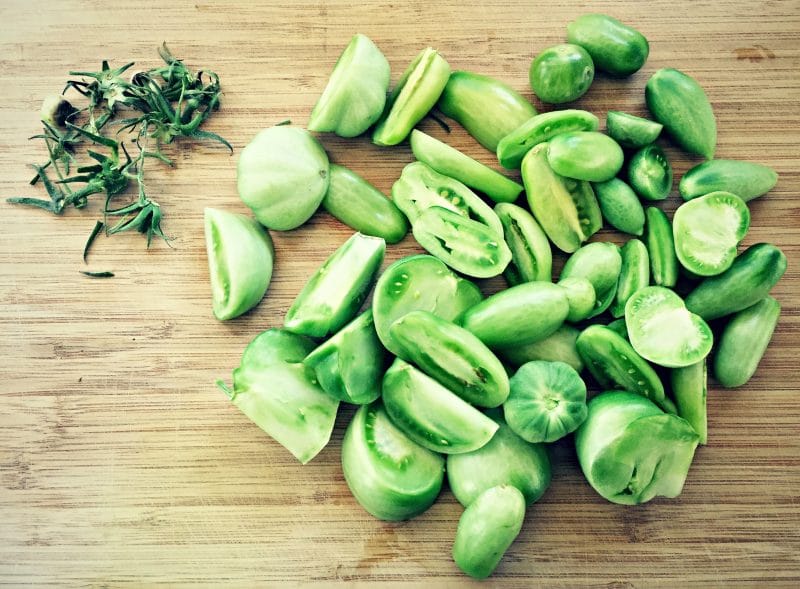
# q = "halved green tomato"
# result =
<box><xmin>495</xmin><ymin>202</ymin><xmax>553</xmax><ymax>285</ymax></box>
<box><xmin>625</xmin><ymin>286</ymin><xmax>713</xmax><ymax>368</ymax></box>
<box><xmin>628</xmin><ymin>144</ymin><xmax>672</xmax><ymax>201</ymax></box>
<box><xmin>672</xmin><ymin>191</ymin><xmax>750</xmax><ymax>277</ymax></box>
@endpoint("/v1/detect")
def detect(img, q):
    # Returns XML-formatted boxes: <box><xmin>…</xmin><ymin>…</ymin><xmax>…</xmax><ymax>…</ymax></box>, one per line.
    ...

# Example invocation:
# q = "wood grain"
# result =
<box><xmin>1</xmin><ymin>1</ymin><xmax>799</xmax><ymax>586</ymax></box>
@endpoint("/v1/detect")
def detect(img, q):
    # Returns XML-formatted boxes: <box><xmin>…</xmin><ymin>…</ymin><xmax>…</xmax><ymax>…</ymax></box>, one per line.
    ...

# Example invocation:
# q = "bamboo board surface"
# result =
<box><xmin>1</xmin><ymin>1</ymin><xmax>799</xmax><ymax>586</ymax></box>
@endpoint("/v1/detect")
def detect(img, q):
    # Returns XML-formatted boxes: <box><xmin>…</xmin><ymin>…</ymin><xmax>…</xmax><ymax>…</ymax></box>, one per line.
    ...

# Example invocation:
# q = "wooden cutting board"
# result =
<box><xmin>1</xmin><ymin>1</ymin><xmax>798</xmax><ymax>586</ymax></box>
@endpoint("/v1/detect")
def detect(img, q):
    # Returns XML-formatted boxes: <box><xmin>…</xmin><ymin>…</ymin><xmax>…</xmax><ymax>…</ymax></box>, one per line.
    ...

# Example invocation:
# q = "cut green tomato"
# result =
<box><xmin>672</xmin><ymin>191</ymin><xmax>750</xmax><ymax>277</ymax></box>
<box><xmin>342</xmin><ymin>401</ymin><xmax>444</xmax><ymax>521</ymax></box>
<box><xmin>560</xmin><ymin>242</ymin><xmax>622</xmax><ymax>318</ymax></box>
<box><xmin>671</xmin><ymin>361</ymin><xmax>707</xmax><ymax>444</ymax></box>
<box><xmin>546</xmin><ymin>131</ymin><xmax>624</xmax><ymax>182</ymax></box>
<box><xmin>628</xmin><ymin>144</ymin><xmax>673</xmax><ymax>201</ymax></box>
<box><xmin>372</xmin><ymin>47</ymin><xmax>450</xmax><ymax>146</ymax></box>
<box><xmin>410</xmin><ymin>130</ymin><xmax>523</xmax><ymax>203</ymax></box>
<box><xmin>575</xmin><ymin>391</ymin><xmax>699</xmax><ymax>505</ymax></box>
<box><xmin>447</xmin><ymin>411</ymin><xmax>551</xmax><ymax>507</ymax></box>
<box><xmin>240</xmin><ymin>328</ymin><xmax>316</xmax><ymax>368</ymax></box>
<box><xmin>626</xmin><ymin>286</ymin><xmax>713</xmax><ymax>368</ymax></box>
<box><xmin>593</xmin><ymin>177</ymin><xmax>645</xmax><ymax>236</ymax></box>
<box><xmin>605</xmin><ymin>111</ymin><xmax>662</xmax><ymax>148</ymax></box>
<box><xmin>307</xmin><ymin>34</ymin><xmax>390</xmax><ymax>138</ymax></box>
<box><xmin>390</xmin><ymin>310</ymin><xmax>509</xmax><ymax>408</ymax></box>
<box><xmin>412</xmin><ymin>206</ymin><xmax>511</xmax><ymax>279</ymax></box>
<box><xmin>204</xmin><ymin>208</ymin><xmax>274</xmax><ymax>321</ymax></box>
<box><xmin>284</xmin><ymin>232</ymin><xmax>385</xmax><ymax>338</ymax></box>
<box><xmin>611</xmin><ymin>238</ymin><xmax>650</xmax><ymax>318</ymax></box>
<box><xmin>382</xmin><ymin>360</ymin><xmax>499</xmax><ymax>454</ymax></box>
<box><xmin>303</xmin><ymin>310</ymin><xmax>387</xmax><ymax>405</ymax></box>
<box><xmin>557</xmin><ymin>277</ymin><xmax>596</xmax><ymax>323</ymax></box>
<box><xmin>679</xmin><ymin>159</ymin><xmax>778</xmax><ymax>202</ymax></box>
<box><xmin>495</xmin><ymin>202</ymin><xmax>553</xmax><ymax>285</ymax></box>
<box><xmin>645</xmin><ymin>207</ymin><xmax>679</xmax><ymax>288</ymax></box>
<box><xmin>497</xmin><ymin>109</ymin><xmax>599</xmax><ymax>170</ymax></box>
<box><xmin>372</xmin><ymin>255</ymin><xmax>482</xmax><ymax>357</ymax></box>
<box><xmin>576</xmin><ymin>325</ymin><xmax>671</xmax><ymax>413</ymax></box>
<box><xmin>504</xmin><ymin>360</ymin><xmax>588</xmax><ymax>443</ymax></box>
<box><xmin>496</xmin><ymin>325</ymin><xmax>584</xmax><ymax>373</ymax></box>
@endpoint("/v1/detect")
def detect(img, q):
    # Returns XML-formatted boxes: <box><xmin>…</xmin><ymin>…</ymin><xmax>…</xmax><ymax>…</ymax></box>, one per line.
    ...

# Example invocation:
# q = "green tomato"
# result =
<box><xmin>546</xmin><ymin>131</ymin><xmax>624</xmax><ymax>182</ymax></box>
<box><xmin>341</xmin><ymin>400</ymin><xmax>444</xmax><ymax>521</ymax></box>
<box><xmin>628</xmin><ymin>144</ymin><xmax>673</xmax><ymax>201</ymax></box>
<box><xmin>372</xmin><ymin>255</ymin><xmax>482</xmax><ymax>357</ymax></box>
<box><xmin>447</xmin><ymin>411</ymin><xmax>551</xmax><ymax>507</ymax></box>
<box><xmin>496</xmin><ymin>325</ymin><xmax>584</xmax><ymax>373</ymax></box>
<box><xmin>382</xmin><ymin>359</ymin><xmax>499</xmax><ymax>454</ymax></box>
<box><xmin>605</xmin><ymin>111</ymin><xmax>663</xmax><ymax>149</ymax></box>
<box><xmin>409</xmin><ymin>129</ymin><xmax>523</xmax><ymax>203</ymax></box>
<box><xmin>529</xmin><ymin>44</ymin><xmax>594</xmax><ymax>104</ymax></box>
<box><xmin>373</xmin><ymin>47</ymin><xmax>450</xmax><ymax>146</ymax></box>
<box><xmin>307</xmin><ymin>34</ymin><xmax>390</xmax><ymax>138</ymax></box>
<box><xmin>452</xmin><ymin>485</ymin><xmax>526</xmax><ymax>579</ymax></box>
<box><xmin>611</xmin><ymin>238</ymin><xmax>650</xmax><ymax>319</ymax></box>
<box><xmin>495</xmin><ymin>202</ymin><xmax>553</xmax><ymax>285</ymax></box>
<box><xmin>594</xmin><ymin>177</ymin><xmax>645</xmax><ymax>236</ymax></box>
<box><xmin>671</xmin><ymin>361</ymin><xmax>708</xmax><ymax>445</ymax></box>
<box><xmin>504</xmin><ymin>361</ymin><xmax>588</xmax><ymax>443</ymax></box>
<box><xmin>645</xmin><ymin>207</ymin><xmax>679</xmax><ymax>288</ymax></box>
<box><xmin>557</xmin><ymin>277</ymin><xmax>597</xmax><ymax>323</ymax></box>
<box><xmin>560</xmin><ymin>242</ymin><xmax>622</xmax><ymax>318</ymax></box>
<box><xmin>604</xmin><ymin>318</ymin><xmax>629</xmax><ymax>341</ymax></box>
<box><xmin>575</xmin><ymin>391</ymin><xmax>699</xmax><ymax>505</ymax></box>
<box><xmin>497</xmin><ymin>109</ymin><xmax>599</xmax><ymax>170</ymax></box>
<box><xmin>646</xmin><ymin>68</ymin><xmax>717</xmax><ymax>159</ymax></box>
<box><xmin>390</xmin><ymin>310</ymin><xmax>509</xmax><ymax>408</ymax></box>
<box><xmin>626</xmin><ymin>286</ymin><xmax>713</xmax><ymax>368</ymax></box>
<box><xmin>204</xmin><ymin>208</ymin><xmax>274</xmax><ymax>321</ymax></box>
<box><xmin>437</xmin><ymin>70</ymin><xmax>537</xmax><ymax>152</ymax></box>
<box><xmin>284</xmin><ymin>232</ymin><xmax>385</xmax><ymax>338</ymax></box>
<box><xmin>567</xmin><ymin>14</ymin><xmax>649</xmax><ymax>77</ymax></box>
<box><xmin>322</xmin><ymin>164</ymin><xmax>408</xmax><ymax>244</ymax></box>
<box><xmin>237</xmin><ymin>125</ymin><xmax>329</xmax><ymax>230</ymax></box>
<box><xmin>673</xmin><ymin>191</ymin><xmax>750</xmax><ymax>277</ymax></box>
<box><xmin>679</xmin><ymin>159</ymin><xmax>778</xmax><ymax>202</ymax></box>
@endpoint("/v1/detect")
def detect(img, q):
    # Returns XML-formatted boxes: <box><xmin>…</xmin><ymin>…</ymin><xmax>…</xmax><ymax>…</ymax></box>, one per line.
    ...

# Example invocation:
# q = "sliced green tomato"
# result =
<box><xmin>628</xmin><ymin>144</ymin><xmax>673</xmax><ymax>201</ymax></box>
<box><xmin>382</xmin><ymin>360</ymin><xmax>499</xmax><ymax>454</ymax></box>
<box><xmin>546</xmin><ymin>131</ymin><xmax>624</xmax><ymax>182</ymax></box>
<box><xmin>372</xmin><ymin>47</ymin><xmax>450</xmax><ymax>146</ymax></box>
<box><xmin>497</xmin><ymin>109</ymin><xmax>599</xmax><ymax>170</ymax></box>
<box><xmin>390</xmin><ymin>310</ymin><xmax>509</xmax><ymax>408</ymax></box>
<box><xmin>679</xmin><ymin>159</ymin><xmax>778</xmax><ymax>202</ymax></box>
<box><xmin>372</xmin><ymin>255</ymin><xmax>482</xmax><ymax>357</ymax></box>
<box><xmin>412</xmin><ymin>206</ymin><xmax>511</xmax><ymax>279</ymax></box>
<box><xmin>504</xmin><ymin>360</ymin><xmax>588</xmax><ymax>443</ymax></box>
<box><xmin>240</xmin><ymin>329</ymin><xmax>316</xmax><ymax>369</ymax></box>
<box><xmin>576</xmin><ymin>325</ymin><xmax>671</xmax><ymax>413</ymax></box>
<box><xmin>303</xmin><ymin>310</ymin><xmax>387</xmax><ymax>405</ymax></box>
<box><xmin>671</xmin><ymin>361</ymin><xmax>707</xmax><ymax>445</ymax></box>
<box><xmin>495</xmin><ymin>202</ymin><xmax>553</xmax><ymax>285</ymax></box>
<box><xmin>204</xmin><ymin>208</ymin><xmax>274</xmax><ymax>321</ymax></box>
<box><xmin>672</xmin><ymin>191</ymin><xmax>750</xmax><ymax>277</ymax></box>
<box><xmin>342</xmin><ymin>401</ymin><xmax>444</xmax><ymax>521</ymax></box>
<box><xmin>496</xmin><ymin>325</ymin><xmax>584</xmax><ymax>373</ymax></box>
<box><xmin>447</xmin><ymin>411</ymin><xmax>551</xmax><ymax>507</ymax></box>
<box><xmin>558</xmin><ymin>277</ymin><xmax>597</xmax><ymax>323</ymax></box>
<box><xmin>605</xmin><ymin>111</ymin><xmax>662</xmax><ymax>148</ymax></box>
<box><xmin>452</xmin><ymin>485</ymin><xmax>526</xmax><ymax>580</ymax></box>
<box><xmin>593</xmin><ymin>177</ymin><xmax>645</xmax><ymax>236</ymax></box>
<box><xmin>560</xmin><ymin>242</ymin><xmax>622</xmax><ymax>318</ymax></box>
<box><xmin>611</xmin><ymin>238</ymin><xmax>650</xmax><ymax>318</ymax></box>
<box><xmin>307</xmin><ymin>34</ymin><xmax>390</xmax><ymax>138</ymax></box>
<box><xmin>575</xmin><ymin>391</ymin><xmax>699</xmax><ymax>505</ymax></box>
<box><xmin>284</xmin><ymin>232</ymin><xmax>385</xmax><ymax>338</ymax></box>
<box><xmin>645</xmin><ymin>207</ymin><xmax>679</xmax><ymax>288</ymax></box>
<box><xmin>410</xmin><ymin>130</ymin><xmax>523</xmax><ymax>203</ymax></box>
<box><xmin>626</xmin><ymin>286</ymin><xmax>713</xmax><ymax>368</ymax></box>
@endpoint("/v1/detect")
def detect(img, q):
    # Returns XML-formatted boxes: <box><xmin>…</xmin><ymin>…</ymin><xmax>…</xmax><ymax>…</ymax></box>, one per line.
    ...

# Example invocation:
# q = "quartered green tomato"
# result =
<box><xmin>341</xmin><ymin>400</ymin><xmax>444</xmax><ymax>521</ymax></box>
<box><xmin>628</xmin><ymin>144</ymin><xmax>672</xmax><ymax>201</ymax></box>
<box><xmin>645</xmin><ymin>206</ymin><xmax>679</xmax><ymax>288</ymax></box>
<box><xmin>219</xmin><ymin>329</ymin><xmax>339</xmax><ymax>464</ymax></box>
<box><xmin>447</xmin><ymin>410</ymin><xmax>551</xmax><ymax>507</ymax></box>
<box><xmin>546</xmin><ymin>131</ymin><xmax>624</xmax><ymax>182</ymax></box>
<box><xmin>560</xmin><ymin>242</ymin><xmax>622</xmax><ymax>318</ymax></box>
<box><xmin>452</xmin><ymin>485</ymin><xmax>526</xmax><ymax>579</ymax></box>
<box><xmin>237</xmin><ymin>125</ymin><xmax>330</xmax><ymax>230</ymax></box>
<box><xmin>605</xmin><ymin>111</ymin><xmax>663</xmax><ymax>149</ymax></box>
<box><xmin>611</xmin><ymin>238</ymin><xmax>650</xmax><ymax>318</ymax></box>
<box><xmin>529</xmin><ymin>44</ymin><xmax>594</xmax><ymax>104</ymax></box>
<box><xmin>672</xmin><ymin>191</ymin><xmax>750</xmax><ymax>277</ymax></box>
<box><xmin>372</xmin><ymin>255</ymin><xmax>482</xmax><ymax>357</ymax></box>
<box><xmin>437</xmin><ymin>70</ymin><xmax>537</xmax><ymax>152</ymax></box>
<box><xmin>409</xmin><ymin>130</ymin><xmax>523</xmax><ymax>203</ymax></box>
<box><xmin>390</xmin><ymin>310</ymin><xmax>509</xmax><ymax>408</ymax></box>
<box><xmin>504</xmin><ymin>361</ymin><xmax>588</xmax><ymax>444</ymax></box>
<box><xmin>567</xmin><ymin>14</ymin><xmax>649</xmax><ymax>77</ymax></box>
<box><xmin>496</xmin><ymin>325</ymin><xmax>584</xmax><ymax>373</ymax></box>
<box><xmin>679</xmin><ymin>159</ymin><xmax>779</xmax><ymax>202</ymax></box>
<box><xmin>684</xmin><ymin>243</ymin><xmax>787</xmax><ymax>321</ymax></box>
<box><xmin>372</xmin><ymin>47</ymin><xmax>450</xmax><ymax>146</ymax></box>
<box><xmin>671</xmin><ymin>361</ymin><xmax>708</xmax><ymax>445</ymax></box>
<box><xmin>558</xmin><ymin>277</ymin><xmax>597</xmax><ymax>323</ymax></box>
<box><xmin>382</xmin><ymin>359</ymin><xmax>499</xmax><ymax>454</ymax></box>
<box><xmin>626</xmin><ymin>286</ymin><xmax>713</xmax><ymax>368</ymax></box>
<box><xmin>204</xmin><ymin>208</ymin><xmax>274</xmax><ymax>321</ymax></box>
<box><xmin>303</xmin><ymin>310</ymin><xmax>387</xmax><ymax>405</ymax></box>
<box><xmin>522</xmin><ymin>143</ymin><xmax>602</xmax><ymax>253</ymax></box>
<box><xmin>307</xmin><ymin>34</ymin><xmax>390</xmax><ymax>138</ymax></box>
<box><xmin>322</xmin><ymin>164</ymin><xmax>408</xmax><ymax>244</ymax></box>
<box><xmin>646</xmin><ymin>68</ymin><xmax>717</xmax><ymax>159</ymax></box>
<box><xmin>460</xmin><ymin>281</ymin><xmax>570</xmax><ymax>348</ymax></box>
<box><xmin>575</xmin><ymin>391</ymin><xmax>699</xmax><ymax>505</ymax></box>
<box><xmin>495</xmin><ymin>202</ymin><xmax>553</xmax><ymax>285</ymax></box>
<box><xmin>284</xmin><ymin>232</ymin><xmax>385</xmax><ymax>338</ymax></box>
<box><xmin>594</xmin><ymin>177</ymin><xmax>645</xmax><ymax>236</ymax></box>
<box><xmin>496</xmin><ymin>109</ymin><xmax>599</xmax><ymax>170</ymax></box>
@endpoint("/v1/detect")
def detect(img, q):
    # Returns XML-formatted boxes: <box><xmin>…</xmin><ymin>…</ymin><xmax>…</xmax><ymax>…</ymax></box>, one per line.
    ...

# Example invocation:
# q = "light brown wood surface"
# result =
<box><xmin>1</xmin><ymin>1</ymin><xmax>799</xmax><ymax>586</ymax></box>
